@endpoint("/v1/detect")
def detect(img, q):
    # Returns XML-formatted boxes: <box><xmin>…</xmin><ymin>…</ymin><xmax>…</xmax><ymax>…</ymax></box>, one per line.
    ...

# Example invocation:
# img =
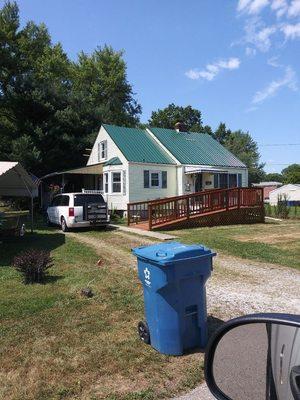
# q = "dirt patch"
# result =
<box><xmin>235</xmin><ymin>231</ymin><xmax>300</xmax><ymax>244</ymax></box>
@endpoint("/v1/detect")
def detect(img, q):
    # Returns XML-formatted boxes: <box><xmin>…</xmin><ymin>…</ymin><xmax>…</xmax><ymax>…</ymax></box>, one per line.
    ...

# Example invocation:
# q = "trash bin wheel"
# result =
<box><xmin>138</xmin><ymin>321</ymin><xmax>150</xmax><ymax>344</ymax></box>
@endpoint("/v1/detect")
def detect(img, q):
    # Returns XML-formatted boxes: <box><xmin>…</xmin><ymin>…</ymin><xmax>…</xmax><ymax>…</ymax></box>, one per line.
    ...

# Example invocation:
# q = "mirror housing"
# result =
<box><xmin>204</xmin><ymin>313</ymin><xmax>300</xmax><ymax>400</ymax></box>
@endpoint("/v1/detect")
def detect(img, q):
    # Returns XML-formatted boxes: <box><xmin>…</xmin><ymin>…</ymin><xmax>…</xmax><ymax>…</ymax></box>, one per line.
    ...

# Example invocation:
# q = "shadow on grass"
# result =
<box><xmin>182</xmin><ymin>316</ymin><xmax>225</xmax><ymax>356</ymax></box>
<box><xmin>0</xmin><ymin>232</ymin><xmax>65</xmax><ymax>267</ymax></box>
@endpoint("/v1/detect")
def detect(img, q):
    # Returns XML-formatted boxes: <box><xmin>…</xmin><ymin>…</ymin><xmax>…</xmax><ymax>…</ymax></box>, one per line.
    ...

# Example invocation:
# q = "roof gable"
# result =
<box><xmin>149</xmin><ymin>127</ymin><xmax>246</xmax><ymax>168</ymax></box>
<box><xmin>103</xmin><ymin>124</ymin><xmax>175</xmax><ymax>165</ymax></box>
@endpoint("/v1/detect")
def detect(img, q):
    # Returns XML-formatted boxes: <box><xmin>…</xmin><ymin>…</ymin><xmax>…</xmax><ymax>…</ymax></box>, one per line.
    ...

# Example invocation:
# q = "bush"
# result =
<box><xmin>276</xmin><ymin>194</ymin><xmax>290</xmax><ymax>219</ymax></box>
<box><xmin>12</xmin><ymin>249</ymin><xmax>54</xmax><ymax>283</ymax></box>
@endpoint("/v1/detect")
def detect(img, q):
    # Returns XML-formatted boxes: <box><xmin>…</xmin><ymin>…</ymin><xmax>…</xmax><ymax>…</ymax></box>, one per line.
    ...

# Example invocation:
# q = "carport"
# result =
<box><xmin>40</xmin><ymin>163</ymin><xmax>103</xmax><ymax>209</ymax></box>
<box><xmin>0</xmin><ymin>162</ymin><xmax>38</xmax><ymax>233</ymax></box>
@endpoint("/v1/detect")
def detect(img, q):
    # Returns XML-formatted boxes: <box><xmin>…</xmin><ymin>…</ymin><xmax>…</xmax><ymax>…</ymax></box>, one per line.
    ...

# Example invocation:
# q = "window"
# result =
<box><xmin>112</xmin><ymin>172</ymin><xmax>121</xmax><ymax>193</ymax></box>
<box><xmin>229</xmin><ymin>174</ymin><xmax>237</xmax><ymax>188</ymax></box>
<box><xmin>104</xmin><ymin>173</ymin><xmax>109</xmax><ymax>194</ymax></box>
<box><xmin>60</xmin><ymin>195</ymin><xmax>70</xmax><ymax>206</ymax></box>
<box><xmin>51</xmin><ymin>196</ymin><xmax>61</xmax><ymax>207</ymax></box>
<box><xmin>98</xmin><ymin>140</ymin><xmax>107</xmax><ymax>161</ymax></box>
<box><xmin>219</xmin><ymin>174</ymin><xmax>228</xmax><ymax>189</ymax></box>
<box><xmin>74</xmin><ymin>194</ymin><xmax>105</xmax><ymax>206</ymax></box>
<box><xmin>144</xmin><ymin>170</ymin><xmax>166</xmax><ymax>189</ymax></box>
<box><xmin>151</xmin><ymin>172</ymin><xmax>159</xmax><ymax>188</ymax></box>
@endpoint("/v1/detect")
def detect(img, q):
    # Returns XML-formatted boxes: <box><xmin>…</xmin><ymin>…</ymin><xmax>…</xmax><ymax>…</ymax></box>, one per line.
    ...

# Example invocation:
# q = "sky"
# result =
<box><xmin>3</xmin><ymin>0</ymin><xmax>300</xmax><ymax>173</ymax></box>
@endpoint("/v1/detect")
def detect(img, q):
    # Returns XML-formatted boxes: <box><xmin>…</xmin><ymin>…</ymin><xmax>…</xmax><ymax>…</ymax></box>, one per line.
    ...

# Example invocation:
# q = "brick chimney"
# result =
<box><xmin>174</xmin><ymin>122</ymin><xmax>187</xmax><ymax>132</ymax></box>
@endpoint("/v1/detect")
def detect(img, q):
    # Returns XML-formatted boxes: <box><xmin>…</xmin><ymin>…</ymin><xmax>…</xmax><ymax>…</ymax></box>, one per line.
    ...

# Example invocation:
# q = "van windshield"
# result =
<box><xmin>74</xmin><ymin>194</ymin><xmax>105</xmax><ymax>206</ymax></box>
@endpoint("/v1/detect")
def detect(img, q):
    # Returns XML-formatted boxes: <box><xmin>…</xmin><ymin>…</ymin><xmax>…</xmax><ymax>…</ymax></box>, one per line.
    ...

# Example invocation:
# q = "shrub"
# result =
<box><xmin>276</xmin><ymin>194</ymin><xmax>290</xmax><ymax>219</ymax></box>
<box><xmin>12</xmin><ymin>249</ymin><xmax>54</xmax><ymax>283</ymax></box>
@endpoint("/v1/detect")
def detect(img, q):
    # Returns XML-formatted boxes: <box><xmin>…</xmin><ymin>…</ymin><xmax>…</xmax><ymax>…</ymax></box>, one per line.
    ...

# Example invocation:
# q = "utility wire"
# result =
<box><xmin>259</xmin><ymin>143</ymin><xmax>300</xmax><ymax>146</ymax></box>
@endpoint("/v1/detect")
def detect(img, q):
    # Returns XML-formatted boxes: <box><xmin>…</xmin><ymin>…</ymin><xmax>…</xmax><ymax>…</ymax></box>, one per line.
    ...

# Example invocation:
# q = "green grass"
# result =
<box><xmin>167</xmin><ymin>220</ymin><xmax>300</xmax><ymax>270</ymax></box>
<box><xmin>265</xmin><ymin>204</ymin><xmax>300</xmax><ymax>219</ymax></box>
<box><xmin>0</xmin><ymin>227</ymin><xmax>205</xmax><ymax>400</ymax></box>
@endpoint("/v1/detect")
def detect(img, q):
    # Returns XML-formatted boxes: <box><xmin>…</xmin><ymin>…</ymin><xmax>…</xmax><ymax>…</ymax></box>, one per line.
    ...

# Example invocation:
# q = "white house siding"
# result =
<box><xmin>128</xmin><ymin>163</ymin><xmax>178</xmax><ymax>203</ymax></box>
<box><xmin>87</xmin><ymin>126</ymin><xmax>127</xmax><ymax>166</ymax></box>
<box><xmin>269</xmin><ymin>184</ymin><xmax>300</xmax><ymax>206</ymax></box>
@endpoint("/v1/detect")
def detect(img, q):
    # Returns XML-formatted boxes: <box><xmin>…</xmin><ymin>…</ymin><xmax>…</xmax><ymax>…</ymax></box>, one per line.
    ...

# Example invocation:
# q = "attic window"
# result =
<box><xmin>98</xmin><ymin>140</ymin><xmax>107</xmax><ymax>161</ymax></box>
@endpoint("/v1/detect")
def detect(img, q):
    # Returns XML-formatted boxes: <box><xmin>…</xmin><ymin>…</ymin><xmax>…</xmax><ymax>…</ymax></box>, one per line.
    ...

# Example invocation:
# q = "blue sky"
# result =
<box><xmin>4</xmin><ymin>0</ymin><xmax>300</xmax><ymax>172</ymax></box>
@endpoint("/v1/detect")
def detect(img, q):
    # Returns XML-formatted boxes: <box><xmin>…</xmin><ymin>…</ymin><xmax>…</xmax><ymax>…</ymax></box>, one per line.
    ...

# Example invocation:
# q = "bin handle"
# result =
<box><xmin>156</xmin><ymin>251</ymin><xmax>169</xmax><ymax>258</ymax></box>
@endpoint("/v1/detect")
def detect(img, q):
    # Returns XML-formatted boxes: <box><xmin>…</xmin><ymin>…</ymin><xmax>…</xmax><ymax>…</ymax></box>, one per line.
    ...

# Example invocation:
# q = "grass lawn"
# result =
<box><xmin>0</xmin><ymin>227</ymin><xmax>204</xmax><ymax>400</ymax></box>
<box><xmin>167</xmin><ymin>220</ymin><xmax>300</xmax><ymax>270</ymax></box>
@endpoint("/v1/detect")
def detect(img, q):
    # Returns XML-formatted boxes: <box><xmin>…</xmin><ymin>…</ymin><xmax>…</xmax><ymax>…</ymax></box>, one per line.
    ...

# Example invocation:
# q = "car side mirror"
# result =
<box><xmin>204</xmin><ymin>314</ymin><xmax>300</xmax><ymax>400</ymax></box>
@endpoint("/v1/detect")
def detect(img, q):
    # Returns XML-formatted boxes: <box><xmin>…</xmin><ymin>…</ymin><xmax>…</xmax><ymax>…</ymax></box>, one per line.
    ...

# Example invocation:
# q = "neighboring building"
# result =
<box><xmin>252</xmin><ymin>181</ymin><xmax>282</xmax><ymax>202</ymax></box>
<box><xmin>85</xmin><ymin>123</ymin><xmax>248</xmax><ymax>213</ymax></box>
<box><xmin>269</xmin><ymin>184</ymin><xmax>300</xmax><ymax>206</ymax></box>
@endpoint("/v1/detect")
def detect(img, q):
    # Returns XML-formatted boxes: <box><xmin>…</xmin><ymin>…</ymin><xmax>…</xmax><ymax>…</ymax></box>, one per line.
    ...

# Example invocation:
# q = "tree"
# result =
<box><xmin>214</xmin><ymin>122</ymin><xmax>231</xmax><ymax>144</ymax></box>
<box><xmin>264</xmin><ymin>173</ymin><xmax>283</xmax><ymax>182</ymax></box>
<box><xmin>281</xmin><ymin>164</ymin><xmax>300</xmax><ymax>184</ymax></box>
<box><xmin>148</xmin><ymin>103</ymin><xmax>203</xmax><ymax>132</ymax></box>
<box><xmin>0</xmin><ymin>1</ymin><xmax>141</xmax><ymax>176</ymax></box>
<box><xmin>224</xmin><ymin>130</ymin><xmax>265</xmax><ymax>184</ymax></box>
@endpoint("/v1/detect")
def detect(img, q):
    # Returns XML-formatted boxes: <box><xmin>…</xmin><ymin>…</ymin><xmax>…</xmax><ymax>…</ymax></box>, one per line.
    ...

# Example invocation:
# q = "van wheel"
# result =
<box><xmin>61</xmin><ymin>217</ymin><xmax>69</xmax><ymax>232</ymax></box>
<box><xmin>138</xmin><ymin>321</ymin><xmax>150</xmax><ymax>345</ymax></box>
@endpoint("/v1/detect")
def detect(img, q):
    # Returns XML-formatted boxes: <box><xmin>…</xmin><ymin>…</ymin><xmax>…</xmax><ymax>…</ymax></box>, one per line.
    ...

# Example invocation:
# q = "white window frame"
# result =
<box><xmin>104</xmin><ymin>172</ymin><xmax>109</xmax><ymax>194</ymax></box>
<box><xmin>111</xmin><ymin>171</ymin><xmax>122</xmax><ymax>194</ymax></box>
<box><xmin>150</xmin><ymin>171</ymin><xmax>161</xmax><ymax>189</ymax></box>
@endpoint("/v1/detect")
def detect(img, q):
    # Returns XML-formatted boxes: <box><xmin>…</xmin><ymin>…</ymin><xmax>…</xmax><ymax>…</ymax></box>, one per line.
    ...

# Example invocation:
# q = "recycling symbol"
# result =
<box><xmin>144</xmin><ymin>267</ymin><xmax>150</xmax><ymax>280</ymax></box>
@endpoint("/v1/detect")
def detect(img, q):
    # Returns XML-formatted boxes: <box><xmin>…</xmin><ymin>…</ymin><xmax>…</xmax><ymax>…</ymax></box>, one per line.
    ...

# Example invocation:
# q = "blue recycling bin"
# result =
<box><xmin>132</xmin><ymin>241</ymin><xmax>216</xmax><ymax>356</ymax></box>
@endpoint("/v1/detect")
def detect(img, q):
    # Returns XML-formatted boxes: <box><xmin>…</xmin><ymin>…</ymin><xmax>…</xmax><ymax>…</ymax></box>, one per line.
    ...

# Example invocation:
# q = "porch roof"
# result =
<box><xmin>184</xmin><ymin>166</ymin><xmax>230</xmax><ymax>174</ymax></box>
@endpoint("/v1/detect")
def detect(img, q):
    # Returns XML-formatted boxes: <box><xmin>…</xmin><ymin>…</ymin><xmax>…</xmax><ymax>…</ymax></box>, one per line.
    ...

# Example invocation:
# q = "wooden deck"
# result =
<box><xmin>127</xmin><ymin>187</ymin><xmax>264</xmax><ymax>231</ymax></box>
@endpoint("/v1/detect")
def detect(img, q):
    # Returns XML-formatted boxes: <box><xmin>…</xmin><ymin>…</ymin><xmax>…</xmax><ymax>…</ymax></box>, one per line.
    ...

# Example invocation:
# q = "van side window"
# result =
<box><xmin>60</xmin><ymin>196</ymin><xmax>70</xmax><ymax>206</ymax></box>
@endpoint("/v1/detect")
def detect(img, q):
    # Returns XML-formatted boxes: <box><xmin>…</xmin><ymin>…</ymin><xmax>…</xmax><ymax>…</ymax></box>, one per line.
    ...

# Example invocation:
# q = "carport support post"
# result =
<box><xmin>30</xmin><ymin>194</ymin><xmax>34</xmax><ymax>233</ymax></box>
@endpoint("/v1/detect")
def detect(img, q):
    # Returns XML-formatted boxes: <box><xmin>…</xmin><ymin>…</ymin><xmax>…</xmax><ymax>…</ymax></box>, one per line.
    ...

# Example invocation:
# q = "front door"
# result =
<box><xmin>195</xmin><ymin>174</ymin><xmax>202</xmax><ymax>192</ymax></box>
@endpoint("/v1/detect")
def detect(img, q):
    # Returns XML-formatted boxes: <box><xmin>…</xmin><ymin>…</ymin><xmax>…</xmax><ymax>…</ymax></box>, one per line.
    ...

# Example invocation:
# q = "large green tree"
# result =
<box><xmin>264</xmin><ymin>172</ymin><xmax>283</xmax><ymax>182</ymax></box>
<box><xmin>148</xmin><ymin>103</ymin><xmax>203</xmax><ymax>132</ymax></box>
<box><xmin>281</xmin><ymin>164</ymin><xmax>300</xmax><ymax>184</ymax></box>
<box><xmin>224</xmin><ymin>130</ymin><xmax>265</xmax><ymax>184</ymax></box>
<box><xmin>0</xmin><ymin>1</ymin><xmax>141</xmax><ymax>176</ymax></box>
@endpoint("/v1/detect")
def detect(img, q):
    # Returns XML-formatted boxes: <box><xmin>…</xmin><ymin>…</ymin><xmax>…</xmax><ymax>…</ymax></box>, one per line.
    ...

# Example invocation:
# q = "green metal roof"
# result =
<box><xmin>103</xmin><ymin>124</ymin><xmax>175</xmax><ymax>165</ymax></box>
<box><xmin>104</xmin><ymin>157</ymin><xmax>122</xmax><ymax>166</ymax></box>
<box><xmin>149</xmin><ymin>128</ymin><xmax>246</xmax><ymax>168</ymax></box>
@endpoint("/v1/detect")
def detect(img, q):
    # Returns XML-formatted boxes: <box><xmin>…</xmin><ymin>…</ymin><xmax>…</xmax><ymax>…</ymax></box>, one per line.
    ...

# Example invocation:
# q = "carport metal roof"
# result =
<box><xmin>42</xmin><ymin>163</ymin><xmax>103</xmax><ymax>179</ymax></box>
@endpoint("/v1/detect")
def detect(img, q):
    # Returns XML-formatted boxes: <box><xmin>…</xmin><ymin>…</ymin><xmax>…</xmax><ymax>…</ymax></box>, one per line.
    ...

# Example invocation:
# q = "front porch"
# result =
<box><xmin>183</xmin><ymin>167</ymin><xmax>244</xmax><ymax>194</ymax></box>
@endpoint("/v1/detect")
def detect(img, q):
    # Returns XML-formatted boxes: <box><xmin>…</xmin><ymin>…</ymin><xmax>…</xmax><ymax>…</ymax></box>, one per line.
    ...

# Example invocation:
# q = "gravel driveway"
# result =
<box><xmin>66</xmin><ymin>231</ymin><xmax>300</xmax><ymax>400</ymax></box>
<box><xmin>174</xmin><ymin>254</ymin><xmax>300</xmax><ymax>400</ymax></box>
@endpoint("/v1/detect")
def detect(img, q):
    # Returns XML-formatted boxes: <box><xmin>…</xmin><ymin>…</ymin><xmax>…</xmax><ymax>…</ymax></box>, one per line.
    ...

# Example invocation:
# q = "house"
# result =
<box><xmin>269</xmin><ymin>184</ymin><xmax>300</xmax><ymax>206</ymax></box>
<box><xmin>252</xmin><ymin>181</ymin><xmax>282</xmax><ymax>202</ymax></box>
<box><xmin>85</xmin><ymin>122</ymin><xmax>248</xmax><ymax>214</ymax></box>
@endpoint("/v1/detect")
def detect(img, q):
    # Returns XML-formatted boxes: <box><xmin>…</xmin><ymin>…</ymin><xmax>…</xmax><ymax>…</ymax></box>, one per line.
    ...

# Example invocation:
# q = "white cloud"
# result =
<box><xmin>245</xmin><ymin>46</ymin><xmax>257</xmax><ymax>55</ymax></box>
<box><xmin>238</xmin><ymin>0</ymin><xmax>270</xmax><ymax>14</ymax></box>
<box><xmin>244</xmin><ymin>18</ymin><xmax>278</xmax><ymax>51</ymax></box>
<box><xmin>281</xmin><ymin>22</ymin><xmax>300</xmax><ymax>38</ymax></box>
<box><xmin>185</xmin><ymin>58</ymin><xmax>240</xmax><ymax>81</ymax></box>
<box><xmin>252</xmin><ymin>66</ymin><xmax>298</xmax><ymax>103</ymax></box>
<box><xmin>271</xmin><ymin>0</ymin><xmax>288</xmax><ymax>18</ymax></box>
<box><xmin>288</xmin><ymin>0</ymin><xmax>300</xmax><ymax>17</ymax></box>
<box><xmin>267</xmin><ymin>56</ymin><xmax>281</xmax><ymax>66</ymax></box>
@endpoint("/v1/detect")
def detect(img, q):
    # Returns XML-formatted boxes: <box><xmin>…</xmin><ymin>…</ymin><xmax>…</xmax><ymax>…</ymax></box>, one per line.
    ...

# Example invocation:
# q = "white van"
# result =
<box><xmin>46</xmin><ymin>193</ymin><xmax>109</xmax><ymax>232</ymax></box>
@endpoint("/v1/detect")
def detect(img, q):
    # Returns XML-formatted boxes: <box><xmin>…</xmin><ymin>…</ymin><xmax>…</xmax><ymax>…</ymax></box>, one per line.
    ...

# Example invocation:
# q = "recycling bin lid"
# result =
<box><xmin>132</xmin><ymin>241</ymin><xmax>215</xmax><ymax>265</ymax></box>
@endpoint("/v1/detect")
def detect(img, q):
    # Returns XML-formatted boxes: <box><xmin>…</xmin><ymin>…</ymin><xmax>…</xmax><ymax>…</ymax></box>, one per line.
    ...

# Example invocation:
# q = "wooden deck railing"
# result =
<box><xmin>127</xmin><ymin>187</ymin><xmax>264</xmax><ymax>230</ymax></box>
